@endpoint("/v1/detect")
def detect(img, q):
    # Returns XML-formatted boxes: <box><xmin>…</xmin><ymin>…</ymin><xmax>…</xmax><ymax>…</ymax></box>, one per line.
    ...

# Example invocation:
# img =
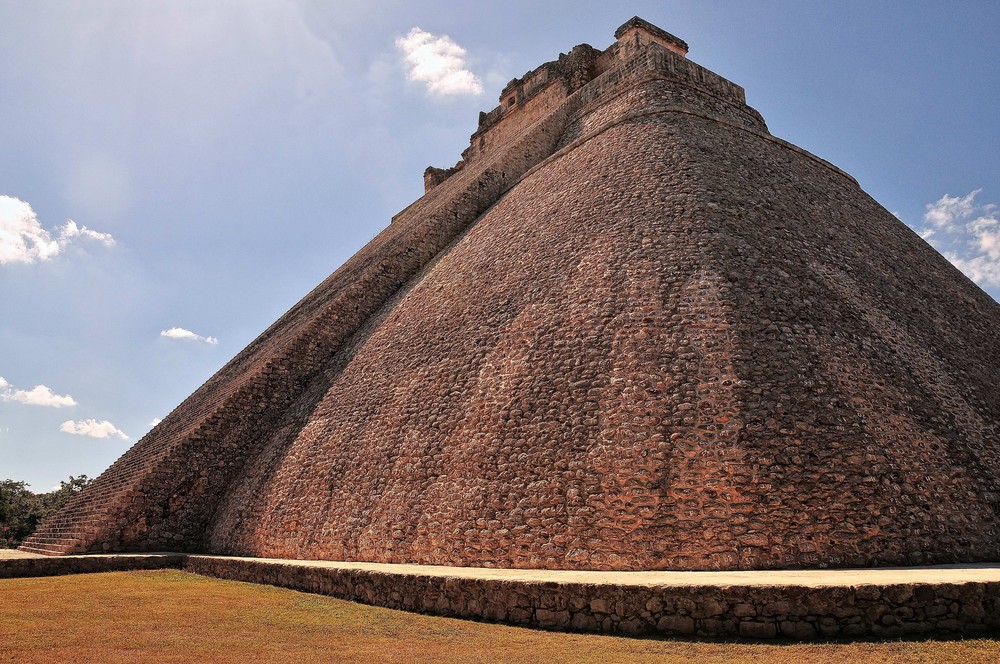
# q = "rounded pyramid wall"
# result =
<box><xmin>23</xmin><ymin>22</ymin><xmax>1000</xmax><ymax>570</ymax></box>
<box><xmin>205</xmin><ymin>80</ymin><xmax>1000</xmax><ymax>570</ymax></box>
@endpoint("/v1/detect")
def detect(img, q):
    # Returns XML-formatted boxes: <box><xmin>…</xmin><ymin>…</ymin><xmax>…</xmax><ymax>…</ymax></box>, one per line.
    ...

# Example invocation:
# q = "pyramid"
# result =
<box><xmin>22</xmin><ymin>18</ymin><xmax>1000</xmax><ymax>571</ymax></box>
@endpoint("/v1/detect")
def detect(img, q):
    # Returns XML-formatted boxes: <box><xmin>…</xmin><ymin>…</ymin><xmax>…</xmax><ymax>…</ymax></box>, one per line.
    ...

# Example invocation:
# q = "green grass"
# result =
<box><xmin>2</xmin><ymin>571</ymin><xmax>999</xmax><ymax>663</ymax></box>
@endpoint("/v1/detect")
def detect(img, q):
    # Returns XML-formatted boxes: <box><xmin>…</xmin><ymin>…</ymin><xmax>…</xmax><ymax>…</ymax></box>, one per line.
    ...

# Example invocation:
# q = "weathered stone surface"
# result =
<box><xmin>0</xmin><ymin>554</ymin><xmax>184</xmax><ymax>579</ymax></box>
<box><xmin>536</xmin><ymin>608</ymin><xmax>571</xmax><ymax>628</ymax></box>
<box><xmin>20</xmin><ymin>17</ymin><xmax>1000</xmax><ymax>580</ymax></box>
<box><xmin>780</xmin><ymin>620</ymin><xmax>817</xmax><ymax>639</ymax></box>
<box><xmin>657</xmin><ymin>615</ymin><xmax>696</xmax><ymax>634</ymax></box>
<box><xmin>570</xmin><ymin>612</ymin><xmax>599</xmax><ymax>631</ymax></box>
<box><xmin>590</xmin><ymin>597</ymin><xmax>612</xmax><ymax>614</ymax></box>
<box><xmin>5</xmin><ymin>554</ymin><xmax>1000</xmax><ymax>640</ymax></box>
<box><xmin>739</xmin><ymin>622</ymin><xmax>778</xmax><ymax>639</ymax></box>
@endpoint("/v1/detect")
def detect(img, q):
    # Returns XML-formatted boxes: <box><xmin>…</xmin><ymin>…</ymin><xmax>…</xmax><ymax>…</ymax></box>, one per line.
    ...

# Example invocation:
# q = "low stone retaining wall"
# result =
<box><xmin>183</xmin><ymin>557</ymin><xmax>1000</xmax><ymax>639</ymax></box>
<box><xmin>3</xmin><ymin>553</ymin><xmax>1000</xmax><ymax>639</ymax></box>
<box><xmin>0</xmin><ymin>553</ymin><xmax>184</xmax><ymax>579</ymax></box>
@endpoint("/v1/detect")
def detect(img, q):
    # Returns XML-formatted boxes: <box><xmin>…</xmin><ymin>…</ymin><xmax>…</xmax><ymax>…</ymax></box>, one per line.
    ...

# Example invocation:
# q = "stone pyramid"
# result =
<box><xmin>22</xmin><ymin>18</ymin><xmax>1000</xmax><ymax>571</ymax></box>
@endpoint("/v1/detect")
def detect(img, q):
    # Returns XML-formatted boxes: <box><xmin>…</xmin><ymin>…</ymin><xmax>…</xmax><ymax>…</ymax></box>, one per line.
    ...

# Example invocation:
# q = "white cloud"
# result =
<box><xmin>918</xmin><ymin>190</ymin><xmax>1000</xmax><ymax>288</ymax></box>
<box><xmin>0</xmin><ymin>376</ymin><xmax>77</xmax><ymax>407</ymax></box>
<box><xmin>944</xmin><ymin>253</ymin><xmax>1000</xmax><ymax>287</ymax></box>
<box><xmin>58</xmin><ymin>219</ymin><xmax>116</xmax><ymax>246</ymax></box>
<box><xmin>60</xmin><ymin>419</ymin><xmax>128</xmax><ymax>440</ymax></box>
<box><xmin>396</xmin><ymin>27</ymin><xmax>483</xmax><ymax>96</ymax></box>
<box><xmin>150</xmin><ymin>418</ymin><xmax>162</xmax><ymax>427</ymax></box>
<box><xmin>160</xmin><ymin>327</ymin><xmax>218</xmax><ymax>345</ymax></box>
<box><xmin>923</xmin><ymin>190</ymin><xmax>979</xmax><ymax>232</ymax></box>
<box><xmin>0</xmin><ymin>195</ymin><xmax>115</xmax><ymax>265</ymax></box>
<box><xmin>970</xmin><ymin>217</ymin><xmax>1000</xmax><ymax>260</ymax></box>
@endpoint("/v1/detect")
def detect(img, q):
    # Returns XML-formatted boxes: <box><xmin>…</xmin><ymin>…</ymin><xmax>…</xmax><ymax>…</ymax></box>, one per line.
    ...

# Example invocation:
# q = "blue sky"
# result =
<box><xmin>2</xmin><ymin>1</ymin><xmax>998</xmax><ymax>491</ymax></box>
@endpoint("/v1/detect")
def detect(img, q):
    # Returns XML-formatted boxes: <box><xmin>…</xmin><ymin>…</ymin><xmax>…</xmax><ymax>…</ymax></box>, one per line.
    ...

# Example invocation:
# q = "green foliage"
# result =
<box><xmin>0</xmin><ymin>480</ymin><xmax>41</xmax><ymax>548</ymax></box>
<box><xmin>0</xmin><ymin>475</ymin><xmax>92</xmax><ymax>548</ymax></box>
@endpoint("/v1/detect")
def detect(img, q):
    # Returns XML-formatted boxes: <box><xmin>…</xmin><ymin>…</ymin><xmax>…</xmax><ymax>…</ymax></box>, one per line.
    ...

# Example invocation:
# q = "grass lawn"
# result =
<box><xmin>2</xmin><ymin>571</ymin><xmax>999</xmax><ymax>663</ymax></box>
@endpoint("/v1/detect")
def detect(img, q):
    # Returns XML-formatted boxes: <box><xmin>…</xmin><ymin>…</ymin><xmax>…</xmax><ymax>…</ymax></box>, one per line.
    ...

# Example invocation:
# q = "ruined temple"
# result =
<box><xmin>22</xmin><ymin>18</ymin><xmax>1000</xmax><ymax>571</ymax></box>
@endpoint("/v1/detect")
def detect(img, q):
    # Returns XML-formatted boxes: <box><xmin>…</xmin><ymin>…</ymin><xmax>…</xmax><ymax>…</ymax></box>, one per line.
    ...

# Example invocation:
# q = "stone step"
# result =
<box><xmin>34</xmin><ymin>519</ymin><xmax>105</xmax><ymax>530</ymax></box>
<box><xmin>16</xmin><ymin>542</ymin><xmax>69</xmax><ymax>556</ymax></box>
<box><xmin>25</xmin><ymin>537</ymin><xmax>83</xmax><ymax>547</ymax></box>
<box><xmin>35</xmin><ymin>517</ymin><xmax>104</xmax><ymax>527</ymax></box>
<box><xmin>42</xmin><ymin>513</ymin><xmax>108</xmax><ymax>525</ymax></box>
<box><xmin>29</xmin><ymin>526</ymin><xmax>102</xmax><ymax>538</ymax></box>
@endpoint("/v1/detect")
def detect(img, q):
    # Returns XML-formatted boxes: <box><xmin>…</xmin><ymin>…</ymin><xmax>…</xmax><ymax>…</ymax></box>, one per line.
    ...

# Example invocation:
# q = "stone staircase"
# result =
<box><xmin>18</xmin><ymin>498</ymin><xmax>113</xmax><ymax>556</ymax></box>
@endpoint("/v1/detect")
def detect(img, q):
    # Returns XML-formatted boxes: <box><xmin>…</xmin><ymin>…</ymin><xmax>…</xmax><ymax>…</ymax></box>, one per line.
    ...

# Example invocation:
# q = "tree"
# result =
<box><xmin>0</xmin><ymin>475</ymin><xmax>92</xmax><ymax>548</ymax></box>
<box><xmin>40</xmin><ymin>475</ymin><xmax>92</xmax><ymax>513</ymax></box>
<box><xmin>0</xmin><ymin>480</ymin><xmax>43</xmax><ymax>548</ymax></box>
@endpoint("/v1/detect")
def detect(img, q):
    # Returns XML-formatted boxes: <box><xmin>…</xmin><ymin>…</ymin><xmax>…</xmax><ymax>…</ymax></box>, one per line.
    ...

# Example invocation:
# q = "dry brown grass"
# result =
<box><xmin>2</xmin><ymin>571</ymin><xmax>999</xmax><ymax>663</ymax></box>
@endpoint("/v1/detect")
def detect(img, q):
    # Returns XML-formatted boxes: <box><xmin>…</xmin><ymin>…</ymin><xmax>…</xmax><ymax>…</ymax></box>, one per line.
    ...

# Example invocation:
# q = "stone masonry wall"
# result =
<box><xmin>22</xmin><ymin>89</ymin><xmax>582</xmax><ymax>554</ymax></box>
<box><xmin>21</xmin><ymin>35</ymin><xmax>612</xmax><ymax>556</ymax></box>
<box><xmin>0</xmin><ymin>554</ymin><xmax>185</xmax><ymax>579</ymax></box>
<box><xmin>4</xmin><ymin>554</ymin><xmax>1000</xmax><ymax>640</ymax></box>
<box><xmin>464</xmin><ymin>81</ymin><xmax>570</xmax><ymax>163</ymax></box>
<box><xmin>204</xmin><ymin>57</ymin><xmax>1000</xmax><ymax>569</ymax></box>
<box><xmin>451</xmin><ymin>37</ymin><xmax>752</xmax><ymax>170</ymax></box>
<box><xmin>185</xmin><ymin>556</ymin><xmax>1000</xmax><ymax>639</ymax></box>
<box><xmin>23</xmin><ymin>20</ymin><xmax>1000</xmax><ymax>575</ymax></box>
<box><xmin>23</xmin><ymin>32</ymin><xmax>779</xmax><ymax>559</ymax></box>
